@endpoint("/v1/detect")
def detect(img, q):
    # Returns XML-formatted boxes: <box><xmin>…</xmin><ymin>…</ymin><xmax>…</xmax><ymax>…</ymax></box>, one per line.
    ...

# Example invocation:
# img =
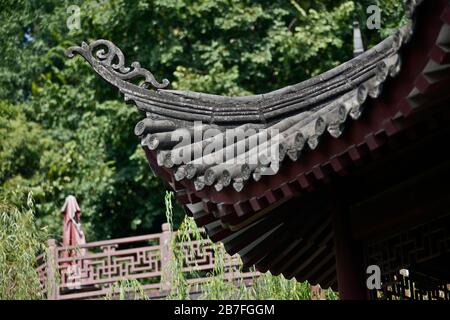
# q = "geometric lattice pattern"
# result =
<box><xmin>37</xmin><ymin>227</ymin><xmax>257</xmax><ymax>300</ymax></box>
<box><xmin>57</xmin><ymin>238</ymin><xmax>163</xmax><ymax>292</ymax></box>
<box><xmin>373</xmin><ymin>273</ymin><xmax>450</xmax><ymax>300</ymax></box>
<box><xmin>178</xmin><ymin>240</ymin><xmax>237</xmax><ymax>271</ymax></box>
<box><xmin>365</xmin><ymin>213</ymin><xmax>450</xmax><ymax>300</ymax></box>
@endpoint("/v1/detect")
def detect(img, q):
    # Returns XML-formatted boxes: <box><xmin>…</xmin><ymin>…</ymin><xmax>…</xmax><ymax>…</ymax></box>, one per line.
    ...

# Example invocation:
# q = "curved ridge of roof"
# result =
<box><xmin>66</xmin><ymin>0</ymin><xmax>424</xmax><ymax>194</ymax></box>
<box><xmin>66</xmin><ymin>2</ymin><xmax>419</xmax><ymax>126</ymax></box>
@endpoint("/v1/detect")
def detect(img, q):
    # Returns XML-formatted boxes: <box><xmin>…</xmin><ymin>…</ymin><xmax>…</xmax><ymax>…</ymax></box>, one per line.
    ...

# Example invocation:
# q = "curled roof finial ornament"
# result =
<box><xmin>66</xmin><ymin>39</ymin><xmax>170</xmax><ymax>90</ymax></box>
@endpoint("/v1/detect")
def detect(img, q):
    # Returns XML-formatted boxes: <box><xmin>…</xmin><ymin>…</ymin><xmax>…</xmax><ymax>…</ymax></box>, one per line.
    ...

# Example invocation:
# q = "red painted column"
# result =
<box><xmin>332</xmin><ymin>188</ymin><xmax>368</xmax><ymax>300</ymax></box>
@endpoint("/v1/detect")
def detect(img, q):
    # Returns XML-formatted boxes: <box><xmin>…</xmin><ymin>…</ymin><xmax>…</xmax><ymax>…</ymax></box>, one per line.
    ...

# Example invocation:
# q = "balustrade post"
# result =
<box><xmin>160</xmin><ymin>223</ymin><xmax>173</xmax><ymax>292</ymax></box>
<box><xmin>46</xmin><ymin>239</ymin><xmax>59</xmax><ymax>300</ymax></box>
<box><xmin>311</xmin><ymin>284</ymin><xmax>326</xmax><ymax>300</ymax></box>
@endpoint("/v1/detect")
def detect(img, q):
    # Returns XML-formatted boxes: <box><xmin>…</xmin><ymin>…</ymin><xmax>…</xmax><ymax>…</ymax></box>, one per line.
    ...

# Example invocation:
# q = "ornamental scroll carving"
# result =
<box><xmin>66</xmin><ymin>39</ymin><xmax>170</xmax><ymax>90</ymax></box>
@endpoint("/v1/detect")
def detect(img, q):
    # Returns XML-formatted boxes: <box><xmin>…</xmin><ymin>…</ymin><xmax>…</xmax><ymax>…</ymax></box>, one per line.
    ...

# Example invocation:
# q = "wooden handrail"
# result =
<box><xmin>36</xmin><ymin>223</ymin><xmax>259</xmax><ymax>300</ymax></box>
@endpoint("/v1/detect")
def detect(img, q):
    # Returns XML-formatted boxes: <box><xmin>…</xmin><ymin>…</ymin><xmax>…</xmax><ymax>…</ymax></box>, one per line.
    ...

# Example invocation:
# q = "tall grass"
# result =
<box><xmin>162</xmin><ymin>191</ymin><xmax>190</xmax><ymax>299</ymax></box>
<box><xmin>105</xmin><ymin>279</ymin><xmax>149</xmax><ymax>300</ymax></box>
<box><xmin>0</xmin><ymin>192</ymin><xmax>46</xmax><ymax>299</ymax></box>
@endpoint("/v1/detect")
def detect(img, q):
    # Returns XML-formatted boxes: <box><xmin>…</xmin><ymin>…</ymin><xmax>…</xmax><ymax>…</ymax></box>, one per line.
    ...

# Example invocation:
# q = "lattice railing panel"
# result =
<box><xmin>366</xmin><ymin>214</ymin><xmax>450</xmax><ymax>300</ymax></box>
<box><xmin>37</xmin><ymin>226</ymin><xmax>259</xmax><ymax>299</ymax></box>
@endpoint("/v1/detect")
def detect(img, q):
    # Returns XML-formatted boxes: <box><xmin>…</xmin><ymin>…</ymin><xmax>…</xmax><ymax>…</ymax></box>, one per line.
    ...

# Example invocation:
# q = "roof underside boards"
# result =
<box><xmin>67</xmin><ymin>0</ymin><xmax>450</xmax><ymax>289</ymax></box>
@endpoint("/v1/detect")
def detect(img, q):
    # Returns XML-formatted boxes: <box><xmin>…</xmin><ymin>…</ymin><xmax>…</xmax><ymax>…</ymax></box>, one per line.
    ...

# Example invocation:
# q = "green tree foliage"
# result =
<box><xmin>0</xmin><ymin>193</ymin><xmax>45</xmax><ymax>299</ymax></box>
<box><xmin>0</xmin><ymin>0</ymin><xmax>404</xmax><ymax>240</ymax></box>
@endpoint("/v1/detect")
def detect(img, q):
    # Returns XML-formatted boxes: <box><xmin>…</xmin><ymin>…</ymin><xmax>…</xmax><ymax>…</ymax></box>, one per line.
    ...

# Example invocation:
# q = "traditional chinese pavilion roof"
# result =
<box><xmin>68</xmin><ymin>0</ymin><xmax>450</xmax><ymax>290</ymax></box>
<box><xmin>67</xmin><ymin>17</ymin><xmax>412</xmax><ymax>194</ymax></box>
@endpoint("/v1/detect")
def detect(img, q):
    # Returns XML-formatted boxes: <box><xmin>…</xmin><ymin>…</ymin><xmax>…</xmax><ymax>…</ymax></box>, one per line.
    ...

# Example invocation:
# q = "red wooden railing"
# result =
<box><xmin>36</xmin><ymin>223</ymin><xmax>259</xmax><ymax>300</ymax></box>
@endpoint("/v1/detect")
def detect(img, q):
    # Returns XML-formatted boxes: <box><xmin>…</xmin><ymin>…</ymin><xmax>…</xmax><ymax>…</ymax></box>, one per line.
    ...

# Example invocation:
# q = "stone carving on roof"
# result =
<box><xmin>67</xmin><ymin>39</ymin><xmax>170</xmax><ymax>90</ymax></box>
<box><xmin>67</xmin><ymin>0</ymin><xmax>423</xmax><ymax>193</ymax></box>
